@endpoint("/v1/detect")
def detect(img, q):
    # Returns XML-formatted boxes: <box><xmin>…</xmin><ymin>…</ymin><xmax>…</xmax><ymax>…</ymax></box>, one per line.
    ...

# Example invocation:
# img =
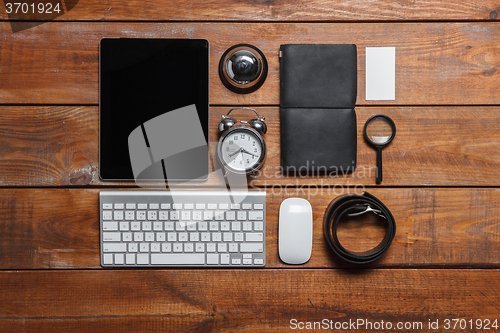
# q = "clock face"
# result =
<box><xmin>218</xmin><ymin>126</ymin><xmax>265</xmax><ymax>174</ymax></box>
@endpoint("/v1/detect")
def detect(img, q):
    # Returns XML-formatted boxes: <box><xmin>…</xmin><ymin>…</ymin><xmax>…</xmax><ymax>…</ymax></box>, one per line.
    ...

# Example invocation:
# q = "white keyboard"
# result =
<box><xmin>100</xmin><ymin>190</ymin><xmax>266</xmax><ymax>267</ymax></box>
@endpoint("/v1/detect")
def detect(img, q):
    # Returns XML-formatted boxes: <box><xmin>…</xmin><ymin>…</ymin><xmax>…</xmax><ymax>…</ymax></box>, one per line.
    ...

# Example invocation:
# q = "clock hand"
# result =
<box><xmin>228</xmin><ymin>148</ymin><xmax>243</xmax><ymax>157</ymax></box>
<box><xmin>241</xmin><ymin>148</ymin><xmax>258</xmax><ymax>157</ymax></box>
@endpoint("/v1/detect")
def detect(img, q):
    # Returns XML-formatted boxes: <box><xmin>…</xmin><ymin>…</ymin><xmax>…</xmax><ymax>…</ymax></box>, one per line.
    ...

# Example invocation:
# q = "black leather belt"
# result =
<box><xmin>323</xmin><ymin>192</ymin><xmax>396</xmax><ymax>264</ymax></box>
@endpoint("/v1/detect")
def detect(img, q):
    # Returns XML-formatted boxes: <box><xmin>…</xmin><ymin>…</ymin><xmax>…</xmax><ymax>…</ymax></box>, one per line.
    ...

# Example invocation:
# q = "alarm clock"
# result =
<box><xmin>217</xmin><ymin>107</ymin><xmax>267</xmax><ymax>176</ymax></box>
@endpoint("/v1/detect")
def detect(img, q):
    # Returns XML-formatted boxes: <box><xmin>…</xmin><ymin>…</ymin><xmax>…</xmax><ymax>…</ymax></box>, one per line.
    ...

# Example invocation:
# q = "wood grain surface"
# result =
<box><xmin>1</xmin><ymin>0</ymin><xmax>499</xmax><ymax>22</ymax></box>
<box><xmin>2</xmin><ymin>106</ymin><xmax>500</xmax><ymax>187</ymax></box>
<box><xmin>1</xmin><ymin>269</ymin><xmax>500</xmax><ymax>332</ymax></box>
<box><xmin>2</xmin><ymin>188</ymin><xmax>500</xmax><ymax>270</ymax></box>
<box><xmin>1</xmin><ymin>22</ymin><xmax>499</xmax><ymax>105</ymax></box>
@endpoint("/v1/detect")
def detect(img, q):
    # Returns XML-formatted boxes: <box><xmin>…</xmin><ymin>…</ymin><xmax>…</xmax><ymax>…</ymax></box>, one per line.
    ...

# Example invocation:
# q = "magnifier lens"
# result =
<box><xmin>365</xmin><ymin>117</ymin><xmax>394</xmax><ymax>145</ymax></box>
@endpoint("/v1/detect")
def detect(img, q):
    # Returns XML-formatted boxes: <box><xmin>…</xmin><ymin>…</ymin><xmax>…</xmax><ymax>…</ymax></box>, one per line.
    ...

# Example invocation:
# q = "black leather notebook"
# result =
<box><xmin>279</xmin><ymin>44</ymin><xmax>357</xmax><ymax>174</ymax></box>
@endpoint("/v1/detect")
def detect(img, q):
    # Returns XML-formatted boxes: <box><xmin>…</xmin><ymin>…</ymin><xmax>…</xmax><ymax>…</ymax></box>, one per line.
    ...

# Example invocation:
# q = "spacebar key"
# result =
<box><xmin>151</xmin><ymin>254</ymin><xmax>205</xmax><ymax>265</ymax></box>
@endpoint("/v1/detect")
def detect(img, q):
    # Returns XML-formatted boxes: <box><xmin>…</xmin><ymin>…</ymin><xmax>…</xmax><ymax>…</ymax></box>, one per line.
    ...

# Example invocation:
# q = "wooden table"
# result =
<box><xmin>1</xmin><ymin>1</ymin><xmax>500</xmax><ymax>331</ymax></box>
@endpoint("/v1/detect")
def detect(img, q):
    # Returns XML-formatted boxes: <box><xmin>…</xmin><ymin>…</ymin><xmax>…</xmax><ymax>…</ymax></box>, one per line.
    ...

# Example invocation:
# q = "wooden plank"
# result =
<box><xmin>2</xmin><ymin>106</ymin><xmax>500</xmax><ymax>187</ymax></box>
<box><xmin>1</xmin><ymin>0</ymin><xmax>499</xmax><ymax>22</ymax></box>
<box><xmin>0</xmin><ymin>22</ymin><xmax>499</xmax><ymax>105</ymax></box>
<box><xmin>2</xmin><ymin>188</ymin><xmax>500</xmax><ymax>269</ymax></box>
<box><xmin>1</xmin><ymin>269</ymin><xmax>500</xmax><ymax>332</ymax></box>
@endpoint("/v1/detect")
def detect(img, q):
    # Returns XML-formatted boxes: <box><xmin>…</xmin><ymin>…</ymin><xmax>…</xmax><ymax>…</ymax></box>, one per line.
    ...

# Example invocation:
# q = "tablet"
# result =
<box><xmin>99</xmin><ymin>38</ymin><xmax>209</xmax><ymax>181</ymax></box>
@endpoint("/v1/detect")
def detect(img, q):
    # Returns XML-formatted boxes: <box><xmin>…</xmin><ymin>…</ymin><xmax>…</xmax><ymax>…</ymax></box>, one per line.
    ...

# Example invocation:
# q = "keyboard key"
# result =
<box><xmin>203</xmin><ymin>211</ymin><xmax>213</xmax><ymax>220</ymax></box>
<box><xmin>138</xmin><ymin>204</ymin><xmax>148</xmax><ymax>209</ymax></box>
<box><xmin>220</xmin><ymin>254</ymin><xmax>230</xmax><ymax>264</ymax></box>
<box><xmin>175</xmin><ymin>222</ymin><xmax>186</xmax><ymax>231</ymax></box>
<box><xmin>140</xmin><ymin>243</ymin><xmax>149</xmax><ymax>252</ymax></box>
<box><xmin>156</xmin><ymin>233</ymin><xmax>165</xmax><ymax>242</ymax></box>
<box><xmin>137</xmin><ymin>254</ymin><xmax>149</xmax><ymax>264</ymax></box>
<box><xmin>219</xmin><ymin>203</ymin><xmax>229</xmax><ymax>210</ymax></box>
<box><xmin>164</xmin><ymin>222</ymin><xmax>174</xmax><ymax>231</ymax></box>
<box><xmin>246</xmin><ymin>233</ymin><xmax>264</xmax><ymax>242</ymax></box>
<box><xmin>212</xmin><ymin>233</ymin><xmax>222</xmax><ymax>242</ymax></box>
<box><xmin>201</xmin><ymin>233</ymin><xmax>210</xmax><ymax>242</ymax></box>
<box><xmin>103</xmin><ymin>204</ymin><xmax>113</xmax><ymax>210</ymax></box>
<box><xmin>226</xmin><ymin>211</ymin><xmax>236</xmax><ymax>220</ymax></box>
<box><xmin>160</xmin><ymin>203</ymin><xmax>170</xmax><ymax>209</ymax></box>
<box><xmin>240</xmin><ymin>243</ymin><xmax>264</xmax><ymax>253</ymax></box>
<box><xmin>145</xmin><ymin>232</ymin><xmax>155</xmax><ymax>241</ymax></box>
<box><xmin>249</xmin><ymin>211</ymin><xmax>264</xmax><ymax>220</ymax></box>
<box><xmin>218</xmin><ymin>243</ymin><xmax>227</xmax><ymax>252</ymax></box>
<box><xmin>178</xmin><ymin>233</ymin><xmax>188</xmax><ymax>242</ymax></box>
<box><xmin>159</xmin><ymin>211</ymin><xmax>169</xmax><ymax>220</ymax></box>
<box><xmin>103</xmin><ymin>243</ymin><xmax>126</xmax><ymax>252</ymax></box>
<box><xmin>207</xmin><ymin>243</ymin><xmax>216</xmax><ymax>252</ymax></box>
<box><xmin>209</xmin><ymin>222</ymin><xmax>219</xmax><ymax>231</ymax></box>
<box><xmin>142</xmin><ymin>222</ymin><xmax>152</xmax><ymax>231</ymax></box>
<box><xmin>114</xmin><ymin>203</ymin><xmax>124</xmax><ymax>209</ymax></box>
<box><xmin>181</xmin><ymin>211</ymin><xmax>191</xmax><ymax>220</ymax></box>
<box><xmin>243</xmin><ymin>254</ymin><xmax>252</xmax><ymax>259</ymax></box>
<box><xmin>234</xmin><ymin>233</ymin><xmax>244</xmax><ymax>242</ymax></box>
<box><xmin>207</xmin><ymin>253</ymin><xmax>218</xmax><ymax>264</ymax></box>
<box><xmin>195</xmin><ymin>243</ymin><xmax>204</xmax><ymax>252</ymax></box>
<box><xmin>242</xmin><ymin>222</ymin><xmax>252</xmax><ymax>231</ymax></box>
<box><xmin>231</xmin><ymin>204</ymin><xmax>241</xmax><ymax>210</ymax></box>
<box><xmin>126</xmin><ymin>203</ymin><xmax>136</xmax><ymax>209</ymax></box>
<box><xmin>184</xmin><ymin>203</ymin><xmax>194</xmax><ymax>209</ymax></box>
<box><xmin>190</xmin><ymin>233</ymin><xmax>200</xmax><ymax>242</ymax></box>
<box><xmin>103</xmin><ymin>253</ymin><xmax>113</xmax><ymax>264</ymax></box>
<box><xmin>214</xmin><ymin>211</ymin><xmax>224</xmax><ymax>220</ymax></box>
<box><xmin>172</xmin><ymin>203</ymin><xmax>183</xmax><ymax>210</ymax></box>
<box><xmin>254</xmin><ymin>222</ymin><xmax>264</xmax><ymax>231</ymax></box>
<box><xmin>192</xmin><ymin>211</ymin><xmax>202</xmax><ymax>220</ymax></box>
<box><xmin>198</xmin><ymin>222</ymin><xmax>208</xmax><ymax>231</ymax></box>
<box><xmin>207</xmin><ymin>203</ymin><xmax>217</xmax><ymax>210</ymax></box>
<box><xmin>173</xmin><ymin>243</ymin><xmax>183</xmax><ymax>252</ymax></box>
<box><xmin>102</xmin><ymin>211</ymin><xmax>112</xmax><ymax>221</ymax></box>
<box><xmin>115</xmin><ymin>254</ymin><xmax>124</xmax><ymax>264</ymax></box>
<box><xmin>126</xmin><ymin>254</ymin><xmax>135</xmax><ymax>264</ymax></box>
<box><xmin>224</xmin><ymin>233</ymin><xmax>233</xmax><ymax>242</ymax></box>
<box><xmin>149</xmin><ymin>203</ymin><xmax>159</xmax><ymax>209</ymax></box>
<box><xmin>167</xmin><ymin>233</ymin><xmax>176</xmax><ymax>241</ymax></box>
<box><xmin>229</xmin><ymin>243</ymin><xmax>238</xmax><ymax>252</ymax></box>
<box><xmin>103</xmin><ymin>222</ymin><xmax>118</xmax><ymax>231</ymax></box>
<box><xmin>221</xmin><ymin>222</ymin><xmax>230</xmax><ymax>231</ymax></box>
<box><xmin>131</xmin><ymin>222</ymin><xmax>141</xmax><ymax>231</ymax></box>
<box><xmin>196</xmin><ymin>204</ymin><xmax>206</xmax><ymax>210</ymax></box>
<box><xmin>103</xmin><ymin>232</ymin><xmax>120</xmax><ymax>242</ymax></box>
<box><xmin>170</xmin><ymin>211</ymin><xmax>179</xmax><ymax>220</ymax></box>
<box><xmin>153</xmin><ymin>222</ymin><xmax>163</xmax><ymax>231</ymax></box>
<box><xmin>243</xmin><ymin>259</ymin><xmax>252</xmax><ymax>265</ymax></box>
<box><xmin>254</xmin><ymin>203</ymin><xmax>264</xmax><ymax>210</ymax></box>
<box><xmin>151</xmin><ymin>243</ymin><xmax>161</xmax><ymax>252</ymax></box>
<box><xmin>162</xmin><ymin>243</ymin><xmax>171</xmax><ymax>252</ymax></box>
<box><xmin>122</xmin><ymin>233</ymin><xmax>132</xmax><ymax>242</ymax></box>
<box><xmin>231</xmin><ymin>258</ymin><xmax>241</xmax><ymax>265</ymax></box>
<box><xmin>231</xmin><ymin>222</ymin><xmax>241</xmax><ymax>231</ymax></box>
<box><xmin>137</xmin><ymin>211</ymin><xmax>146</xmax><ymax>220</ymax></box>
<box><xmin>147</xmin><ymin>211</ymin><xmax>157</xmax><ymax>220</ymax></box>
<box><xmin>128</xmin><ymin>243</ymin><xmax>138</xmax><ymax>252</ymax></box>
<box><xmin>242</xmin><ymin>204</ymin><xmax>252</xmax><ymax>210</ymax></box>
<box><xmin>237</xmin><ymin>211</ymin><xmax>247</xmax><ymax>220</ymax></box>
<box><xmin>186</xmin><ymin>222</ymin><xmax>197</xmax><ymax>231</ymax></box>
<box><xmin>134</xmin><ymin>233</ymin><xmax>144</xmax><ymax>242</ymax></box>
<box><xmin>254</xmin><ymin>258</ymin><xmax>264</xmax><ymax>265</ymax></box>
<box><xmin>151</xmin><ymin>254</ymin><xmax>205</xmax><ymax>265</ymax></box>
<box><xmin>125</xmin><ymin>211</ymin><xmax>135</xmax><ymax>220</ymax></box>
<box><xmin>184</xmin><ymin>243</ymin><xmax>194</xmax><ymax>252</ymax></box>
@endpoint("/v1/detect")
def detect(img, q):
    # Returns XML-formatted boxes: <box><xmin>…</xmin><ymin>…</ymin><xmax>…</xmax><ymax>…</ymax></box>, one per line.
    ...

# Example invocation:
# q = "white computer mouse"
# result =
<box><xmin>279</xmin><ymin>198</ymin><xmax>313</xmax><ymax>264</ymax></box>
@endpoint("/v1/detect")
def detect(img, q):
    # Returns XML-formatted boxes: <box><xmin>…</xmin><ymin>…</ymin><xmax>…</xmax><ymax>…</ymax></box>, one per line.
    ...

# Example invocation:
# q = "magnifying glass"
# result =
<box><xmin>363</xmin><ymin>115</ymin><xmax>396</xmax><ymax>184</ymax></box>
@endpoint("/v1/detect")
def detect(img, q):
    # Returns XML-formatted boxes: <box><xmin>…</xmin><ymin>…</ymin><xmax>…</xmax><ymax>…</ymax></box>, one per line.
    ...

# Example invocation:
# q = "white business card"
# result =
<box><xmin>366</xmin><ymin>47</ymin><xmax>396</xmax><ymax>101</ymax></box>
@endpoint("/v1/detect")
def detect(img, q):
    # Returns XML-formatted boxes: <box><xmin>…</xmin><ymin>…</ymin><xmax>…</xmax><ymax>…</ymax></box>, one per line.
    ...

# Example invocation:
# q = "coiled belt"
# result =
<box><xmin>323</xmin><ymin>192</ymin><xmax>396</xmax><ymax>264</ymax></box>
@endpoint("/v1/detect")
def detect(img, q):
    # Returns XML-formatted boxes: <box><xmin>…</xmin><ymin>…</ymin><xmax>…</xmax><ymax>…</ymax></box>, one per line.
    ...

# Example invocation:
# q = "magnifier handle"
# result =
<box><xmin>376</xmin><ymin>148</ymin><xmax>383</xmax><ymax>184</ymax></box>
